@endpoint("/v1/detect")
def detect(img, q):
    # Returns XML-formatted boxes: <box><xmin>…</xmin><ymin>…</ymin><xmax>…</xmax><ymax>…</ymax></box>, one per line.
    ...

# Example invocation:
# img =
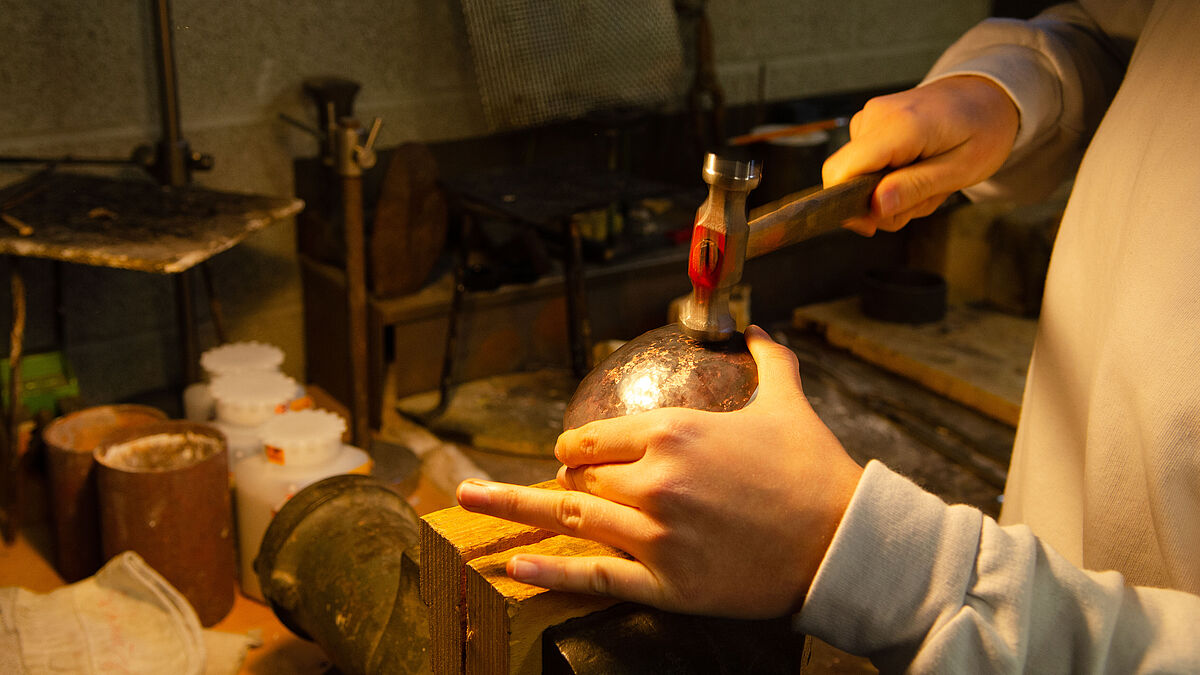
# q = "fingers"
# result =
<box><xmin>743</xmin><ymin>325</ymin><xmax>804</xmax><ymax>402</ymax></box>
<box><xmin>457</xmin><ymin>479</ymin><xmax>653</xmax><ymax>553</ymax></box>
<box><xmin>842</xmin><ymin>190</ymin><xmax>952</xmax><ymax>236</ymax></box>
<box><xmin>506</xmin><ymin>554</ymin><xmax>665</xmax><ymax>606</ymax></box>
<box><xmin>826</xmin><ymin>135</ymin><xmax>960</xmax><ymax>212</ymax></box>
<box><xmin>555</xmin><ymin>415</ymin><xmax>652</xmax><ymax>468</ymax></box>
<box><xmin>558</xmin><ymin>462</ymin><xmax>648</xmax><ymax>508</ymax></box>
<box><xmin>823</xmin><ymin>77</ymin><xmax>1020</xmax><ymax>236</ymax></box>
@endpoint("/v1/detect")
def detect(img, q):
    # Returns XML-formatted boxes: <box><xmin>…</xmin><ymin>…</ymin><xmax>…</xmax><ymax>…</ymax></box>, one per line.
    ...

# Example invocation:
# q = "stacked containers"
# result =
<box><xmin>183</xmin><ymin>341</ymin><xmax>289</xmax><ymax>423</ymax></box>
<box><xmin>209</xmin><ymin>371</ymin><xmax>303</xmax><ymax>465</ymax></box>
<box><xmin>233</xmin><ymin>409</ymin><xmax>372</xmax><ymax>600</ymax></box>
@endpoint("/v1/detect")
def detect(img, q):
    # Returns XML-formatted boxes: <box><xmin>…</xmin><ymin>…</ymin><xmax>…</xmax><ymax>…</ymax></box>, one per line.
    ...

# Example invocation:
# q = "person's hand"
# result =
<box><xmin>455</xmin><ymin>326</ymin><xmax>864</xmax><ymax>619</ymax></box>
<box><xmin>825</xmin><ymin>75</ymin><xmax>1020</xmax><ymax>235</ymax></box>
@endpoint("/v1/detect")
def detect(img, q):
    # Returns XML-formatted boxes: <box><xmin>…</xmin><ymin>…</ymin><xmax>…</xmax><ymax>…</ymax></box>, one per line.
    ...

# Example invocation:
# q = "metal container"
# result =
<box><xmin>94</xmin><ymin>421</ymin><xmax>236</xmax><ymax>626</ymax></box>
<box><xmin>564</xmin><ymin>323</ymin><xmax>758</xmax><ymax>430</ymax></box>
<box><xmin>41</xmin><ymin>404</ymin><xmax>167</xmax><ymax>582</ymax></box>
<box><xmin>256</xmin><ymin>474</ymin><xmax>428</xmax><ymax>674</ymax></box>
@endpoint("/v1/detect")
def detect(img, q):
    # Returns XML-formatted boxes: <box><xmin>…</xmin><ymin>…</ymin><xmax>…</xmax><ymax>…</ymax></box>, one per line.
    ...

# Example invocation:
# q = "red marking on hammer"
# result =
<box><xmin>688</xmin><ymin>225</ymin><xmax>725</xmax><ymax>290</ymax></box>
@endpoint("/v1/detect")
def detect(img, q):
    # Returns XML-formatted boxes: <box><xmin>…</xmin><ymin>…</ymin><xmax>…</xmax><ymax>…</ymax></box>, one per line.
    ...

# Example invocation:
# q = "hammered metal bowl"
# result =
<box><xmin>563</xmin><ymin>323</ymin><xmax>759</xmax><ymax>430</ymax></box>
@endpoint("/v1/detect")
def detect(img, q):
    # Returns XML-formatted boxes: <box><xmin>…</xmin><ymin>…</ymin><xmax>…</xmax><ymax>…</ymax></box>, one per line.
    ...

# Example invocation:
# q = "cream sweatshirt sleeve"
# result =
<box><xmin>795</xmin><ymin>461</ymin><xmax>1200</xmax><ymax>673</ymax></box>
<box><xmin>921</xmin><ymin>0</ymin><xmax>1144</xmax><ymax>203</ymax></box>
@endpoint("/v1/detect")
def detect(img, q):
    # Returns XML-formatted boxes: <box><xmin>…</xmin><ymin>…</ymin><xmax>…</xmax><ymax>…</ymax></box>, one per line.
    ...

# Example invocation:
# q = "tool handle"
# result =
<box><xmin>745</xmin><ymin>171</ymin><xmax>883</xmax><ymax>259</ymax></box>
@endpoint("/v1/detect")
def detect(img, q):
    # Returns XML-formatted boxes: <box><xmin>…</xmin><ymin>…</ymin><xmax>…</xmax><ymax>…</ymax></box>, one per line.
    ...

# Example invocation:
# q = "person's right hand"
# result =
<box><xmin>824</xmin><ymin>75</ymin><xmax>1020</xmax><ymax>235</ymax></box>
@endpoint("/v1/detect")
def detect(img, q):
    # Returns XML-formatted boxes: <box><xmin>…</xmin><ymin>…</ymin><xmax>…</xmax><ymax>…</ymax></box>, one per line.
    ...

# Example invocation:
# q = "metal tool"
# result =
<box><xmin>679</xmin><ymin>154</ymin><xmax>883</xmax><ymax>342</ymax></box>
<box><xmin>726</xmin><ymin>116</ymin><xmax>848</xmax><ymax>147</ymax></box>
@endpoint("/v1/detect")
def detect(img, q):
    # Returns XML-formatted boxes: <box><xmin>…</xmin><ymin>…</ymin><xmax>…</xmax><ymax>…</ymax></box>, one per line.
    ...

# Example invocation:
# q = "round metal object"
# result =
<box><xmin>256</xmin><ymin>474</ymin><xmax>428</xmax><ymax>675</ymax></box>
<box><xmin>702</xmin><ymin>153</ymin><xmax>761</xmax><ymax>191</ymax></box>
<box><xmin>563</xmin><ymin>323</ymin><xmax>758</xmax><ymax>430</ymax></box>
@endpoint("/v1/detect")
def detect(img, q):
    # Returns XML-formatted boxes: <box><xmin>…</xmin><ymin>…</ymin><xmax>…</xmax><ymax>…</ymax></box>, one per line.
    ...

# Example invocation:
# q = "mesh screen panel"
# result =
<box><xmin>459</xmin><ymin>0</ymin><xmax>684</xmax><ymax>130</ymax></box>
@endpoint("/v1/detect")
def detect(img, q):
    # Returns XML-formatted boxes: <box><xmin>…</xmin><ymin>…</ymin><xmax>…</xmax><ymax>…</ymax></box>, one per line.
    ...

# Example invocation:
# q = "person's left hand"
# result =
<box><xmin>455</xmin><ymin>326</ymin><xmax>864</xmax><ymax>619</ymax></box>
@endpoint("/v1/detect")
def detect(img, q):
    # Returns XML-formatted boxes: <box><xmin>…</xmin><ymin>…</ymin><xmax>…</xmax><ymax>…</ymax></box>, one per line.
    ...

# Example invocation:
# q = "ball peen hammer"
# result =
<box><xmin>678</xmin><ymin>154</ymin><xmax>883</xmax><ymax>342</ymax></box>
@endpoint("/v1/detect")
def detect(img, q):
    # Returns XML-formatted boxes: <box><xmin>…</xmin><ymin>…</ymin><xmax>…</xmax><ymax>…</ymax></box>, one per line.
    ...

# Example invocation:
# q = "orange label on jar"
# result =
<box><xmin>265</xmin><ymin>444</ymin><xmax>285</xmax><ymax>465</ymax></box>
<box><xmin>275</xmin><ymin>395</ymin><xmax>314</xmax><ymax>414</ymax></box>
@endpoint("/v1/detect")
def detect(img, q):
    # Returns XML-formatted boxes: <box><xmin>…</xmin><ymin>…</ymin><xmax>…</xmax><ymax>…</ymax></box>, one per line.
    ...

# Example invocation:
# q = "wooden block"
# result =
<box><xmin>419</xmin><ymin>480</ymin><xmax>561</xmax><ymax>675</ymax></box>
<box><xmin>466</xmin><ymin>535</ymin><xmax>624</xmax><ymax>675</ymax></box>
<box><xmin>793</xmin><ymin>298</ymin><xmax>1035</xmax><ymax>426</ymax></box>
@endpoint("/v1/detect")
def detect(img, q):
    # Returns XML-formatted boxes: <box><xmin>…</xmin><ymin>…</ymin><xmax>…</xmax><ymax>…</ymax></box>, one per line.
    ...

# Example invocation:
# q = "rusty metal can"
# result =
<box><xmin>42</xmin><ymin>404</ymin><xmax>167</xmax><ymax>582</ymax></box>
<box><xmin>94</xmin><ymin>421</ymin><xmax>236</xmax><ymax>626</ymax></box>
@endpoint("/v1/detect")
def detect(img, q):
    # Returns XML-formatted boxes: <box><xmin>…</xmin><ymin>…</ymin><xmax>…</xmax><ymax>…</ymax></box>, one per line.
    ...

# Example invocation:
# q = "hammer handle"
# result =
<box><xmin>745</xmin><ymin>172</ymin><xmax>884</xmax><ymax>259</ymax></box>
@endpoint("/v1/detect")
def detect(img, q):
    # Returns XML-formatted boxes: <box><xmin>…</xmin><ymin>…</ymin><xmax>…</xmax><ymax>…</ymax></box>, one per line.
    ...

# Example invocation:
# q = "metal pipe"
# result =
<box><xmin>340</xmin><ymin>163</ymin><xmax>370</xmax><ymax>446</ymax></box>
<box><xmin>150</xmin><ymin>0</ymin><xmax>187</xmax><ymax>187</ymax></box>
<box><xmin>334</xmin><ymin>119</ymin><xmax>376</xmax><ymax>446</ymax></box>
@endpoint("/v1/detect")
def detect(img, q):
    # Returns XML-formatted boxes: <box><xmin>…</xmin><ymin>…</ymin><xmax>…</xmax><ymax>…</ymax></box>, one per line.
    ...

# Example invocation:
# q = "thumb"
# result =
<box><xmin>743</xmin><ymin>325</ymin><xmax>805</xmax><ymax>403</ymax></box>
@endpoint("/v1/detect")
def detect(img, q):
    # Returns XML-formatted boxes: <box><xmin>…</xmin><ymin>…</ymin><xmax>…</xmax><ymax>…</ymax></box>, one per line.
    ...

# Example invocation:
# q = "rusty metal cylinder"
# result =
<box><xmin>42</xmin><ymin>404</ymin><xmax>168</xmax><ymax>582</ymax></box>
<box><xmin>94</xmin><ymin>420</ymin><xmax>236</xmax><ymax>626</ymax></box>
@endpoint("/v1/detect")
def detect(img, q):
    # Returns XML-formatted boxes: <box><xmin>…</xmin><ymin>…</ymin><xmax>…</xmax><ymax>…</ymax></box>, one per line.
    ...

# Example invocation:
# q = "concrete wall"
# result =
<box><xmin>0</xmin><ymin>0</ymin><xmax>986</xmax><ymax>408</ymax></box>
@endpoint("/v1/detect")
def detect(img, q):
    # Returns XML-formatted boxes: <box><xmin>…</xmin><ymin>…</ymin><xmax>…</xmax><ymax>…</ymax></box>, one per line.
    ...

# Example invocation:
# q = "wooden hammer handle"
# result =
<box><xmin>745</xmin><ymin>171</ymin><xmax>884</xmax><ymax>259</ymax></box>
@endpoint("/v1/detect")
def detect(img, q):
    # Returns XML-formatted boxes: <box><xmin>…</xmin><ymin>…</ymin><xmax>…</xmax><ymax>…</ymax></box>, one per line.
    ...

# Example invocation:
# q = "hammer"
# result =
<box><xmin>678</xmin><ymin>154</ymin><xmax>883</xmax><ymax>341</ymax></box>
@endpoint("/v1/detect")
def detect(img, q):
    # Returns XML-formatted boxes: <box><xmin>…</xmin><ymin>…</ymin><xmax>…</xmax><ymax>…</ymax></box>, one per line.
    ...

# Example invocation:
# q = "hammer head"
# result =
<box><xmin>678</xmin><ymin>154</ymin><xmax>761</xmax><ymax>342</ymax></box>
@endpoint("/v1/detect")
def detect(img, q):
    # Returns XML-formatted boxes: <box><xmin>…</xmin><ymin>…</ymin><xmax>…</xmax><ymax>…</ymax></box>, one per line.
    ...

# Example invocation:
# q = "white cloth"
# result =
<box><xmin>798</xmin><ymin>0</ymin><xmax>1200</xmax><ymax>670</ymax></box>
<box><xmin>0</xmin><ymin>552</ymin><xmax>205</xmax><ymax>675</ymax></box>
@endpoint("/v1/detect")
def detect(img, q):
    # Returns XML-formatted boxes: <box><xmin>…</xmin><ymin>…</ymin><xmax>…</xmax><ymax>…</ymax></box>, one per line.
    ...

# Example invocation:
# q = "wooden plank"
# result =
<box><xmin>419</xmin><ymin>480</ymin><xmax>561</xmax><ymax>675</ymax></box>
<box><xmin>466</xmin><ymin>535</ymin><xmax>624</xmax><ymax>675</ymax></box>
<box><xmin>793</xmin><ymin>298</ymin><xmax>1036</xmax><ymax>427</ymax></box>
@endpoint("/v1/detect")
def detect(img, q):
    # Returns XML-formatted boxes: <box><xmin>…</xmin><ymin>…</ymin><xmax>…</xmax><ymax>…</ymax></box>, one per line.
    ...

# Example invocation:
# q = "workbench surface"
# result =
<box><xmin>0</xmin><ymin>172</ymin><xmax>302</xmax><ymax>274</ymax></box>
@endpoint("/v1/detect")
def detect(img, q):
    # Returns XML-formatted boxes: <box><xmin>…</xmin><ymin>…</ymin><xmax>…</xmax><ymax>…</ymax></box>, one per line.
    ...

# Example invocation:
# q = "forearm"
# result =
<box><xmin>797</xmin><ymin>461</ymin><xmax>1200</xmax><ymax>673</ymax></box>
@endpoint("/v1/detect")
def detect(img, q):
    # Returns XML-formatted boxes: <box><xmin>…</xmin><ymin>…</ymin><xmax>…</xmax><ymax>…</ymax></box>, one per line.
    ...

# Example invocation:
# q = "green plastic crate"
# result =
<box><xmin>0</xmin><ymin>351</ymin><xmax>80</xmax><ymax>415</ymax></box>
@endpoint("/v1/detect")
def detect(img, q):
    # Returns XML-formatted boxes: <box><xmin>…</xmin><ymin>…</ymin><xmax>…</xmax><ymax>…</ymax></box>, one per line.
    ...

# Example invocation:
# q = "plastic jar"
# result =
<box><xmin>183</xmin><ymin>342</ymin><xmax>288</xmax><ymax>422</ymax></box>
<box><xmin>232</xmin><ymin>410</ymin><xmax>372</xmax><ymax>601</ymax></box>
<box><xmin>209</xmin><ymin>371</ymin><xmax>302</xmax><ymax>465</ymax></box>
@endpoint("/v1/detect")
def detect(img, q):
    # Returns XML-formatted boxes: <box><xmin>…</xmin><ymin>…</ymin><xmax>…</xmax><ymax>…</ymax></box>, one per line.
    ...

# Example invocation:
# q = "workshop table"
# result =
<box><xmin>0</xmin><ymin>170</ymin><xmax>302</xmax><ymax>540</ymax></box>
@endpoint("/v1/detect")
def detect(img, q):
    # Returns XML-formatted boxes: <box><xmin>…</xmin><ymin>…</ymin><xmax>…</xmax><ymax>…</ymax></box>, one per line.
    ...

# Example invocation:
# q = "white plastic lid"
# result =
<box><xmin>209</xmin><ymin>371</ymin><xmax>297</xmax><ymax>408</ymax></box>
<box><xmin>201</xmin><ymin>341</ymin><xmax>284</xmax><ymax>379</ymax></box>
<box><xmin>258</xmin><ymin>409</ymin><xmax>346</xmax><ymax>467</ymax></box>
<box><xmin>209</xmin><ymin>371</ymin><xmax>299</xmax><ymax>427</ymax></box>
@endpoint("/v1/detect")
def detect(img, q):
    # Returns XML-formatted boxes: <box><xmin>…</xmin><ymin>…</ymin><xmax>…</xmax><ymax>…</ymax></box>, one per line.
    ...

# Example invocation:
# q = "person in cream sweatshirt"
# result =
<box><xmin>455</xmin><ymin>1</ymin><xmax>1200</xmax><ymax>670</ymax></box>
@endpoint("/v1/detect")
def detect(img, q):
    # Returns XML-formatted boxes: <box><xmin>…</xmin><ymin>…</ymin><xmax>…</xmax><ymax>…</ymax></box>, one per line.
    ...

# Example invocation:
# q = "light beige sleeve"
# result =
<box><xmin>920</xmin><ymin>1</ymin><xmax>1147</xmax><ymax>202</ymax></box>
<box><xmin>795</xmin><ymin>461</ymin><xmax>1200</xmax><ymax>673</ymax></box>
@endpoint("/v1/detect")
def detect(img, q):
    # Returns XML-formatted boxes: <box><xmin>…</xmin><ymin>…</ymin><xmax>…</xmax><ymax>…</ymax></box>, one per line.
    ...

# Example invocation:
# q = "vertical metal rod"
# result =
<box><xmin>150</xmin><ymin>0</ymin><xmax>187</xmax><ymax>187</ymax></box>
<box><xmin>435</xmin><ymin>211</ymin><xmax>471</xmax><ymax>416</ymax></box>
<box><xmin>340</xmin><ymin>164</ymin><xmax>370</xmax><ymax>447</ymax></box>
<box><xmin>52</xmin><ymin>261</ymin><xmax>66</xmax><ymax>349</ymax></box>
<box><xmin>175</xmin><ymin>271</ymin><xmax>199</xmax><ymax>385</ymax></box>
<box><xmin>563</xmin><ymin>218</ymin><xmax>592</xmax><ymax>377</ymax></box>
<box><xmin>200</xmin><ymin>262</ymin><xmax>227</xmax><ymax>344</ymax></box>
